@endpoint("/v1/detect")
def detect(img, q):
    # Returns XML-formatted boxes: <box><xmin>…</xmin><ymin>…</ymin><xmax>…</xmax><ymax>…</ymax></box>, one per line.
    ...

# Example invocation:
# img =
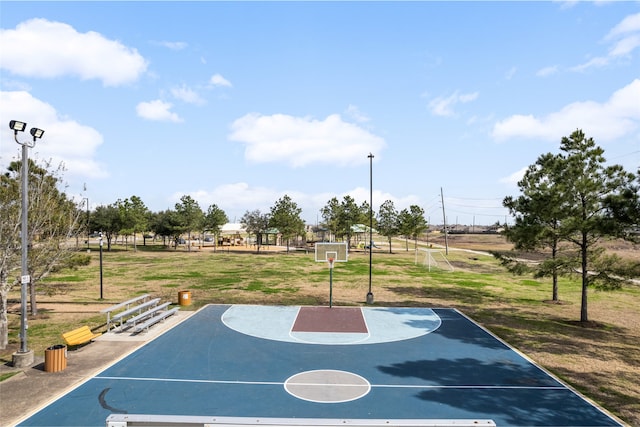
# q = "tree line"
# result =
<box><xmin>90</xmin><ymin>194</ymin><xmax>429</xmax><ymax>254</ymax></box>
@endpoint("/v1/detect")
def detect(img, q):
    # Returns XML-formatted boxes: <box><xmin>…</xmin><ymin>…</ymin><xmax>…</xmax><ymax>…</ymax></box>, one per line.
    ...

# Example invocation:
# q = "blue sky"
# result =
<box><xmin>1</xmin><ymin>1</ymin><xmax>639</xmax><ymax>226</ymax></box>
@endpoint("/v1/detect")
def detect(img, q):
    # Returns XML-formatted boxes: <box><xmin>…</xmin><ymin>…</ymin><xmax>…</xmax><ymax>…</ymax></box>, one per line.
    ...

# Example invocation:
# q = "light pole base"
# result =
<box><xmin>366</xmin><ymin>292</ymin><xmax>374</xmax><ymax>304</ymax></box>
<box><xmin>12</xmin><ymin>350</ymin><xmax>34</xmax><ymax>368</ymax></box>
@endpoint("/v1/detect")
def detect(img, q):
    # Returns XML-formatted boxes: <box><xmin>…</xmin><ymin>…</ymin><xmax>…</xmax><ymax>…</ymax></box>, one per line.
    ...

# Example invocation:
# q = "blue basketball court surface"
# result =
<box><xmin>17</xmin><ymin>305</ymin><xmax>622</xmax><ymax>426</ymax></box>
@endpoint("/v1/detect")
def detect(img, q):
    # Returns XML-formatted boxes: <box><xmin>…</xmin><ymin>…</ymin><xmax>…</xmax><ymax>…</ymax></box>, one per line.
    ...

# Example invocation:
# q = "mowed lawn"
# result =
<box><xmin>2</xmin><ymin>237</ymin><xmax>639</xmax><ymax>425</ymax></box>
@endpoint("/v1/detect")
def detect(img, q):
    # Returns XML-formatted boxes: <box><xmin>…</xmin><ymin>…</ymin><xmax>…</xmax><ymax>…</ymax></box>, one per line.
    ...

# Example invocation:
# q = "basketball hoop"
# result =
<box><xmin>314</xmin><ymin>243</ymin><xmax>347</xmax><ymax>309</ymax></box>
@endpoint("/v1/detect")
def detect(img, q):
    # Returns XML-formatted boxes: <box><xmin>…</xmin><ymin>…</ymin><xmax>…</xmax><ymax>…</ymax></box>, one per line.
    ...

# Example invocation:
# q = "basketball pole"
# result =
<box><xmin>367</xmin><ymin>153</ymin><xmax>374</xmax><ymax>304</ymax></box>
<box><xmin>328</xmin><ymin>258</ymin><xmax>334</xmax><ymax>308</ymax></box>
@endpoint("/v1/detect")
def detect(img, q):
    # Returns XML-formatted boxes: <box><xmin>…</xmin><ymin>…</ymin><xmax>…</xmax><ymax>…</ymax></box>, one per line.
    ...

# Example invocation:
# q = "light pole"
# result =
<box><xmin>99</xmin><ymin>232</ymin><xmax>104</xmax><ymax>300</ymax></box>
<box><xmin>9</xmin><ymin>120</ymin><xmax>44</xmax><ymax>368</ymax></box>
<box><xmin>366</xmin><ymin>153</ymin><xmax>374</xmax><ymax>304</ymax></box>
<box><xmin>83</xmin><ymin>197</ymin><xmax>90</xmax><ymax>252</ymax></box>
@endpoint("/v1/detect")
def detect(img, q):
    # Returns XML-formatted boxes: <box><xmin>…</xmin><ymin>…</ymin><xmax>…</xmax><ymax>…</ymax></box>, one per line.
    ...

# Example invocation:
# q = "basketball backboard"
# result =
<box><xmin>314</xmin><ymin>242</ymin><xmax>348</xmax><ymax>263</ymax></box>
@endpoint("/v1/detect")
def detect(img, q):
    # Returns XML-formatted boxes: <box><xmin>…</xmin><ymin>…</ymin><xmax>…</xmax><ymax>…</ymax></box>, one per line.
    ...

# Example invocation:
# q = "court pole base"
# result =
<box><xmin>366</xmin><ymin>292</ymin><xmax>374</xmax><ymax>304</ymax></box>
<box><xmin>12</xmin><ymin>349</ymin><xmax>34</xmax><ymax>368</ymax></box>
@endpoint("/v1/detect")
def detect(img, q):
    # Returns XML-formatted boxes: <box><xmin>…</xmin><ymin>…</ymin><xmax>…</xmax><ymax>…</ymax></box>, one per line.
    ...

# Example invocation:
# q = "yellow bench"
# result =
<box><xmin>62</xmin><ymin>326</ymin><xmax>102</xmax><ymax>346</ymax></box>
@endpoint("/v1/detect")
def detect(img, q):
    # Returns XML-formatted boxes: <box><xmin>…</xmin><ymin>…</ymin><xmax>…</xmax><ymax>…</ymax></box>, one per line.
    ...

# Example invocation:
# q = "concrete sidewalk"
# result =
<box><xmin>0</xmin><ymin>310</ymin><xmax>191</xmax><ymax>426</ymax></box>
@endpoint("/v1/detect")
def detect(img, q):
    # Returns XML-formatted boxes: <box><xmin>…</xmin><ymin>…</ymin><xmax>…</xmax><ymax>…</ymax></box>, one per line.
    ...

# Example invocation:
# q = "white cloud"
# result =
<box><xmin>171</xmin><ymin>85</ymin><xmax>206</xmax><ymax>105</ymax></box>
<box><xmin>505</xmin><ymin>67</ymin><xmax>517</xmax><ymax>80</ymax></box>
<box><xmin>428</xmin><ymin>91</ymin><xmax>479</xmax><ymax>117</ymax></box>
<box><xmin>154</xmin><ymin>40</ymin><xmax>188</xmax><ymax>50</ymax></box>
<box><xmin>499</xmin><ymin>167</ymin><xmax>528</xmax><ymax>188</ymax></box>
<box><xmin>0</xmin><ymin>18</ymin><xmax>147</xmax><ymax>86</ymax></box>
<box><xmin>556</xmin><ymin>1</ymin><xmax>578</xmax><ymax>10</ymax></box>
<box><xmin>228</xmin><ymin>113</ymin><xmax>386</xmax><ymax>168</ymax></box>
<box><xmin>604</xmin><ymin>12</ymin><xmax>640</xmax><ymax>41</ymax></box>
<box><xmin>136</xmin><ymin>100</ymin><xmax>183</xmax><ymax>122</ymax></box>
<box><xmin>210</xmin><ymin>73</ymin><xmax>232</xmax><ymax>88</ymax></box>
<box><xmin>0</xmin><ymin>78</ymin><xmax>32</xmax><ymax>91</ymax></box>
<box><xmin>172</xmin><ymin>183</ymin><xmax>324</xmax><ymax>221</ymax></box>
<box><xmin>173</xmin><ymin>183</ymin><xmax>279</xmax><ymax>213</ymax></box>
<box><xmin>571</xmin><ymin>57</ymin><xmax>609</xmax><ymax>72</ymax></box>
<box><xmin>348</xmin><ymin>187</ymin><xmax>421</xmax><ymax>212</ymax></box>
<box><xmin>345</xmin><ymin>105</ymin><xmax>371</xmax><ymax>123</ymax></box>
<box><xmin>0</xmin><ymin>91</ymin><xmax>107</xmax><ymax>179</ymax></box>
<box><xmin>492</xmin><ymin>79</ymin><xmax>640</xmax><ymax>142</ymax></box>
<box><xmin>556</xmin><ymin>1</ymin><xmax>615</xmax><ymax>10</ymax></box>
<box><xmin>536</xmin><ymin>65</ymin><xmax>559</xmax><ymax>77</ymax></box>
<box><xmin>572</xmin><ymin>12</ymin><xmax>640</xmax><ymax>72</ymax></box>
<box><xmin>608</xmin><ymin>33</ymin><xmax>640</xmax><ymax>57</ymax></box>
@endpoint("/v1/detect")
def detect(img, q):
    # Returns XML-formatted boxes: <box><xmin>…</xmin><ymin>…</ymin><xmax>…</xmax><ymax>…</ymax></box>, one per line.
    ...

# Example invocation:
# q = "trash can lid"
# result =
<box><xmin>47</xmin><ymin>344</ymin><xmax>66</xmax><ymax>350</ymax></box>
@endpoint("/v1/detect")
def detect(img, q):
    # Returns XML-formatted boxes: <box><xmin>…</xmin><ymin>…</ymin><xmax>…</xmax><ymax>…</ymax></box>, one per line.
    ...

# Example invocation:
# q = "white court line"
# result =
<box><xmin>372</xmin><ymin>384</ymin><xmax>565</xmax><ymax>390</ymax></box>
<box><xmin>96</xmin><ymin>376</ymin><xmax>282</xmax><ymax>386</ymax></box>
<box><xmin>95</xmin><ymin>376</ymin><xmax>564</xmax><ymax>390</ymax></box>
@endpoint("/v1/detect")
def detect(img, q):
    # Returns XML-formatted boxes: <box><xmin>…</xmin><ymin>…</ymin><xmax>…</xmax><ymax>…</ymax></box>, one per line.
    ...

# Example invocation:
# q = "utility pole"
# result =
<box><xmin>441</xmin><ymin>187</ymin><xmax>448</xmax><ymax>255</ymax></box>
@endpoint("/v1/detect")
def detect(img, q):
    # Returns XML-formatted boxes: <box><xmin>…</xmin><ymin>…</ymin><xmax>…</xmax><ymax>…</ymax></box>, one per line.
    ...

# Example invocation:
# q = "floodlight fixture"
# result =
<box><xmin>9</xmin><ymin>120</ymin><xmax>27</xmax><ymax>133</ymax></box>
<box><xmin>30</xmin><ymin>127</ymin><xmax>45</xmax><ymax>140</ymax></box>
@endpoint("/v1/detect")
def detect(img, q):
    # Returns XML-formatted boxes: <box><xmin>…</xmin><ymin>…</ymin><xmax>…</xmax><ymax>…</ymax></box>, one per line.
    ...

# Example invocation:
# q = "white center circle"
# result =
<box><xmin>284</xmin><ymin>370</ymin><xmax>371</xmax><ymax>403</ymax></box>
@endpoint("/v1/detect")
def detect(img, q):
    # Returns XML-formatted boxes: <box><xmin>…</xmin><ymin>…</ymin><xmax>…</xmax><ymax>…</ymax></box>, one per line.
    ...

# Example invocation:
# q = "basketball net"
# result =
<box><xmin>328</xmin><ymin>257</ymin><xmax>335</xmax><ymax>269</ymax></box>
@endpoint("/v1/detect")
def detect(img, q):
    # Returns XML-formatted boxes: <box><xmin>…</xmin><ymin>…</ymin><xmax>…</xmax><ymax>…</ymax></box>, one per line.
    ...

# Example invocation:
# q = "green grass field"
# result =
<box><xmin>2</xmin><ymin>239</ymin><xmax>639</xmax><ymax>425</ymax></box>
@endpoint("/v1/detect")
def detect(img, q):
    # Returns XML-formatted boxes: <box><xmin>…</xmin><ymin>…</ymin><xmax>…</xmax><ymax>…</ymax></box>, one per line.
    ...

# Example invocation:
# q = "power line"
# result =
<box><xmin>446</xmin><ymin>204</ymin><xmax>506</xmax><ymax>211</ymax></box>
<box><xmin>608</xmin><ymin>150</ymin><xmax>639</xmax><ymax>161</ymax></box>
<box><xmin>445</xmin><ymin>196</ymin><xmax>505</xmax><ymax>201</ymax></box>
<box><xmin>446</xmin><ymin>208</ymin><xmax>506</xmax><ymax>217</ymax></box>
